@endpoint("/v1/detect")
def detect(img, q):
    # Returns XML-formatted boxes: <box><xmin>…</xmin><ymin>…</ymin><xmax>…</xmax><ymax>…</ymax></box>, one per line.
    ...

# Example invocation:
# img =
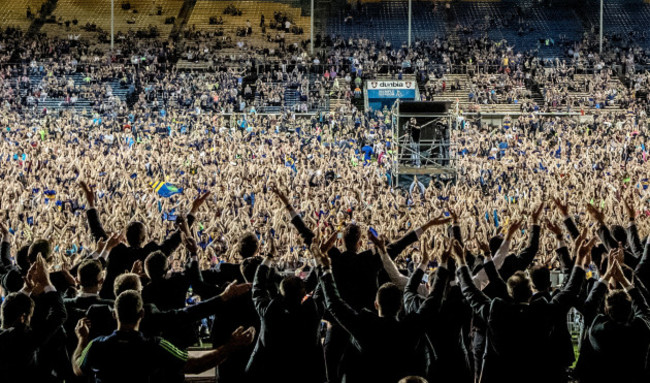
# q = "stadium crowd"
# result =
<box><xmin>0</xmin><ymin>12</ymin><xmax>650</xmax><ymax>383</ymax></box>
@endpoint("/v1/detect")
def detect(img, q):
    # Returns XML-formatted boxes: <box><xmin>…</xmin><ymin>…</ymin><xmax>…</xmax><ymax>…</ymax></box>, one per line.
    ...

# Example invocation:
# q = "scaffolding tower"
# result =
<box><xmin>390</xmin><ymin>101</ymin><xmax>457</xmax><ymax>188</ymax></box>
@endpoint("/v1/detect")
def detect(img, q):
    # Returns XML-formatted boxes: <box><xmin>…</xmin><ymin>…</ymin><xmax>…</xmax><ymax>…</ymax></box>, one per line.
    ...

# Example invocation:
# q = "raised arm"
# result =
<box><xmin>151</xmin><ymin>281</ymin><xmax>251</xmax><ymax>329</ymax></box>
<box><xmin>383</xmin><ymin>215</ymin><xmax>451</xmax><ymax>260</ymax></box>
<box><xmin>472</xmin><ymin>220</ymin><xmax>520</xmax><ymax>289</ymax></box>
<box><xmin>498</xmin><ymin>204</ymin><xmax>544</xmax><ymax>279</ymax></box>
<box><xmin>586</xmin><ymin>204</ymin><xmax>618</xmax><ymax>251</ymax></box>
<box><xmin>553</xmin><ymin>197</ymin><xmax>580</xmax><ymax>240</ymax></box>
<box><xmin>550</xmin><ymin>236</ymin><xmax>595</xmax><ymax>311</ymax></box>
<box><xmin>252</xmin><ymin>259</ymin><xmax>273</xmax><ymax>317</ymax></box>
<box><xmin>311</xmin><ymin>243</ymin><xmax>365</xmax><ymax>337</ymax></box>
<box><xmin>184</xmin><ymin>326</ymin><xmax>256</xmax><ymax>374</ymax></box>
<box><xmin>156</xmin><ymin>193</ymin><xmax>208</xmax><ymax>257</ymax></box>
<box><xmin>413</xmin><ymin>243</ymin><xmax>452</xmax><ymax>319</ymax></box>
<box><xmin>454</xmin><ymin>240</ymin><xmax>492</xmax><ymax>321</ymax></box>
<box><xmin>26</xmin><ymin>256</ymin><xmax>68</xmax><ymax>345</ymax></box>
<box><xmin>0</xmin><ymin>223</ymin><xmax>12</xmax><ymax>275</ymax></box>
<box><xmin>81</xmin><ymin>181</ymin><xmax>108</xmax><ymax>242</ymax></box>
<box><xmin>272</xmin><ymin>186</ymin><xmax>315</xmax><ymax>246</ymax></box>
<box><xmin>403</xmin><ymin>238</ymin><xmax>436</xmax><ymax>312</ymax></box>
<box><xmin>624</xmin><ymin>197</ymin><xmax>644</xmax><ymax>259</ymax></box>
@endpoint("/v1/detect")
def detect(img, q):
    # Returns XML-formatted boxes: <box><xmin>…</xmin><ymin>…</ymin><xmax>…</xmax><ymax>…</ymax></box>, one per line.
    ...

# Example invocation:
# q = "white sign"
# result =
<box><xmin>368</xmin><ymin>80</ymin><xmax>416</xmax><ymax>89</ymax></box>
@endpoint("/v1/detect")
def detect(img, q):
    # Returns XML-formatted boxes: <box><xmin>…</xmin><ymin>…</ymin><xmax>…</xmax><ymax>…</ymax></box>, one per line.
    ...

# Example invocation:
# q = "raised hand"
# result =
<box><xmin>271</xmin><ymin>185</ymin><xmax>291</xmax><ymax>206</ymax></box>
<box><xmin>29</xmin><ymin>255</ymin><xmax>53</xmax><ymax>294</ymax></box>
<box><xmin>476</xmin><ymin>236</ymin><xmax>490</xmax><ymax>256</ymax></box>
<box><xmin>182</xmin><ymin>232</ymin><xmax>199</xmax><ymax>255</ymax></box>
<box><xmin>545</xmin><ymin>219</ymin><xmax>563</xmax><ymax>239</ymax></box>
<box><xmin>530</xmin><ymin>202</ymin><xmax>544</xmax><ymax>225</ymax></box>
<box><xmin>228</xmin><ymin>326</ymin><xmax>256</xmax><ymax>349</ymax></box>
<box><xmin>448</xmin><ymin>206</ymin><xmax>461</xmax><ymax>225</ymax></box>
<box><xmin>586</xmin><ymin>204</ymin><xmax>605</xmax><ymax>224</ymax></box>
<box><xmin>75</xmin><ymin>317</ymin><xmax>92</xmax><ymax>341</ymax></box>
<box><xmin>0</xmin><ymin>221</ymin><xmax>9</xmax><ymax>240</ymax></box>
<box><xmin>451</xmin><ymin>239</ymin><xmax>466</xmax><ymax>266</ymax></box>
<box><xmin>220</xmin><ymin>281</ymin><xmax>252</xmax><ymax>302</ymax></box>
<box><xmin>574</xmin><ymin>236</ymin><xmax>597</xmax><ymax>267</ymax></box>
<box><xmin>506</xmin><ymin>219</ymin><xmax>523</xmax><ymax>241</ymax></box>
<box><xmin>611</xmin><ymin>260</ymin><xmax>632</xmax><ymax>289</ymax></box>
<box><xmin>423</xmin><ymin>214</ymin><xmax>452</xmax><ymax>230</ymax></box>
<box><xmin>368</xmin><ymin>230</ymin><xmax>387</xmax><ymax>254</ymax></box>
<box><xmin>267</xmin><ymin>232</ymin><xmax>277</xmax><ymax>259</ymax></box>
<box><xmin>79</xmin><ymin>181</ymin><xmax>95</xmax><ymax>208</ymax></box>
<box><xmin>190</xmin><ymin>191</ymin><xmax>211</xmax><ymax>215</ymax></box>
<box><xmin>309</xmin><ymin>242</ymin><xmax>331</xmax><ymax>269</ymax></box>
<box><xmin>131</xmin><ymin>260</ymin><xmax>145</xmax><ymax>276</ymax></box>
<box><xmin>320</xmin><ymin>230</ymin><xmax>338</xmax><ymax>253</ymax></box>
<box><xmin>552</xmin><ymin>196</ymin><xmax>569</xmax><ymax>217</ymax></box>
<box><xmin>623</xmin><ymin>194</ymin><xmax>636</xmax><ymax>222</ymax></box>
<box><xmin>439</xmin><ymin>239</ymin><xmax>452</xmax><ymax>265</ymax></box>
<box><xmin>106</xmin><ymin>232</ymin><xmax>125</xmax><ymax>252</ymax></box>
<box><xmin>418</xmin><ymin>240</ymin><xmax>430</xmax><ymax>268</ymax></box>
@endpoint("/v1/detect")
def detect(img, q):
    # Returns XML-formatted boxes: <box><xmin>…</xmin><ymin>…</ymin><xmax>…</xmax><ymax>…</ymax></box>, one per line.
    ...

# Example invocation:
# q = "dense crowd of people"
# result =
<box><xmin>1</xmin><ymin>3</ymin><xmax>650</xmax><ymax>382</ymax></box>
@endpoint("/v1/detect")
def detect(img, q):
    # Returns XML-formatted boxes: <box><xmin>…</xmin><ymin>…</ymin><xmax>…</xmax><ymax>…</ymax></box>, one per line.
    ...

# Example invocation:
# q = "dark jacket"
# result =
<box><xmin>320</xmin><ymin>266</ymin><xmax>448</xmax><ymax>383</ymax></box>
<box><xmin>0</xmin><ymin>291</ymin><xmax>67</xmax><ymax>383</ymax></box>
<box><xmin>457</xmin><ymin>265</ymin><xmax>585</xmax><ymax>383</ymax></box>
<box><xmin>403</xmin><ymin>267</ymin><xmax>473</xmax><ymax>383</ymax></box>
<box><xmin>211</xmin><ymin>291</ymin><xmax>260</xmax><ymax>383</ymax></box>
<box><xmin>585</xmin><ymin>287</ymin><xmax>650</xmax><ymax>383</ymax></box>
<box><xmin>85</xmin><ymin>208</ymin><xmax>193</xmax><ymax>299</ymax></box>
<box><xmin>290</xmin><ymin>214</ymin><xmax>420</xmax><ymax>311</ymax></box>
<box><xmin>246</xmin><ymin>263</ymin><xmax>325</xmax><ymax>383</ymax></box>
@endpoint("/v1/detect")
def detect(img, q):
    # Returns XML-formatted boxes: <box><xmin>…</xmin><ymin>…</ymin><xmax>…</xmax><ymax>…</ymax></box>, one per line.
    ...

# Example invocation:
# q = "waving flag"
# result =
<box><xmin>150</xmin><ymin>181</ymin><xmax>183</xmax><ymax>198</ymax></box>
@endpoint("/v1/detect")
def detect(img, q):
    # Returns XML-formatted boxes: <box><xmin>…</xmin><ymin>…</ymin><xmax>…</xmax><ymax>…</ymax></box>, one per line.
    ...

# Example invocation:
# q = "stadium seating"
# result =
<box><xmin>186</xmin><ymin>1</ymin><xmax>310</xmax><ymax>48</ymax></box>
<box><xmin>0</xmin><ymin>0</ymin><xmax>47</xmax><ymax>30</ymax></box>
<box><xmin>40</xmin><ymin>0</ymin><xmax>184</xmax><ymax>40</ymax></box>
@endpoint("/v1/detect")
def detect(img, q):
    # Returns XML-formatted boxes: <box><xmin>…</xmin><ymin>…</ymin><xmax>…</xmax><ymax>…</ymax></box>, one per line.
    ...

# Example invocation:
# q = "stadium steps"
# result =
<box><xmin>170</xmin><ymin>0</ymin><xmax>197</xmax><ymax>40</ymax></box>
<box><xmin>530</xmin><ymin>83</ymin><xmax>545</xmax><ymax>106</ymax></box>
<box><xmin>284</xmin><ymin>87</ymin><xmax>300</xmax><ymax>109</ymax></box>
<box><xmin>0</xmin><ymin>0</ymin><xmax>48</xmax><ymax>31</ymax></box>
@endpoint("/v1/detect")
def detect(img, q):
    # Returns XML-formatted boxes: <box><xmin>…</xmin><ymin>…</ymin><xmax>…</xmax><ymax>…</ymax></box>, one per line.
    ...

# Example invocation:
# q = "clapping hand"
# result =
<box><xmin>451</xmin><ymin>239</ymin><xmax>466</xmax><ymax>266</ymax></box>
<box><xmin>220</xmin><ymin>280</ymin><xmax>252</xmax><ymax>302</ymax></box>
<box><xmin>190</xmin><ymin>191</ymin><xmax>211</xmax><ymax>215</ymax></box>
<box><xmin>227</xmin><ymin>326</ymin><xmax>256</xmax><ymax>350</ymax></box>
<box><xmin>586</xmin><ymin>203</ymin><xmax>605</xmax><ymax>224</ymax></box>
<box><xmin>79</xmin><ymin>181</ymin><xmax>95</xmax><ymax>208</ymax></box>
<box><xmin>75</xmin><ymin>317</ymin><xmax>91</xmax><ymax>342</ymax></box>
<box><xmin>310</xmin><ymin>242</ymin><xmax>331</xmax><ymax>269</ymax></box>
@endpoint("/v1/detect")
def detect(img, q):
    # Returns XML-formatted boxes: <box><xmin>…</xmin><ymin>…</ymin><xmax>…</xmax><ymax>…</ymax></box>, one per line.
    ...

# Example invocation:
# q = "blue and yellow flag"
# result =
<box><xmin>150</xmin><ymin>181</ymin><xmax>183</xmax><ymax>198</ymax></box>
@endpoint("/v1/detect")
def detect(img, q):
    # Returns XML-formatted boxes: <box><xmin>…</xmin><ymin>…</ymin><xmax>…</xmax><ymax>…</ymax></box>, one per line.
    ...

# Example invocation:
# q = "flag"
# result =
<box><xmin>151</xmin><ymin>181</ymin><xmax>183</xmax><ymax>198</ymax></box>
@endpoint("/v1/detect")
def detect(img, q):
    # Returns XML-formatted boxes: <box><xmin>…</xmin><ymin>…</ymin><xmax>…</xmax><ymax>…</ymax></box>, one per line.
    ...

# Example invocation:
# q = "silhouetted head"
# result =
<box><xmin>375</xmin><ymin>282</ymin><xmax>403</xmax><ymax>318</ymax></box>
<box><xmin>239</xmin><ymin>232</ymin><xmax>259</xmax><ymax>259</ymax></box>
<box><xmin>145</xmin><ymin>251</ymin><xmax>168</xmax><ymax>281</ymax></box>
<box><xmin>126</xmin><ymin>222</ymin><xmax>147</xmax><ymax>248</ymax></box>
<box><xmin>114</xmin><ymin>290</ymin><xmax>144</xmax><ymax>326</ymax></box>
<box><xmin>398</xmin><ymin>377</ymin><xmax>428</xmax><ymax>383</ymax></box>
<box><xmin>77</xmin><ymin>259</ymin><xmax>104</xmax><ymax>290</ymax></box>
<box><xmin>605</xmin><ymin>290</ymin><xmax>632</xmax><ymax>324</ymax></box>
<box><xmin>113</xmin><ymin>273</ymin><xmax>142</xmax><ymax>297</ymax></box>
<box><xmin>530</xmin><ymin>265</ymin><xmax>551</xmax><ymax>292</ymax></box>
<box><xmin>1</xmin><ymin>292</ymin><xmax>34</xmax><ymax>329</ymax></box>
<box><xmin>16</xmin><ymin>245</ymin><xmax>30</xmax><ymax>273</ymax></box>
<box><xmin>343</xmin><ymin>223</ymin><xmax>362</xmax><ymax>252</ymax></box>
<box><xmin>507</xmin><ymin>271</ymin><xmax>533</xmax><ymax>303</ymax></box>
<box><xmin>28</xmin><ymin>239</ymin><xmax>52</xmax><ymax>263</ymax></box>
<box><xmin>280</xmin><ymin>276</ymin><xmax>305</xmax><ymax>305</ymax></box>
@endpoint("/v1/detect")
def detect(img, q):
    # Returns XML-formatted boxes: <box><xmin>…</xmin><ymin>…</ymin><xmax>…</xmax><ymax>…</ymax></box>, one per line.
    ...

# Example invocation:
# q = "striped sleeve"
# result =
<box><xmin>158</xmin><ymin>338</ymin><xmax>189</xmax><ymax>362</ymax></box>
<box><xmin>79</xmin><ymin>340</ymin><xmax>95</xmax><ymax>371</ymax></box>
